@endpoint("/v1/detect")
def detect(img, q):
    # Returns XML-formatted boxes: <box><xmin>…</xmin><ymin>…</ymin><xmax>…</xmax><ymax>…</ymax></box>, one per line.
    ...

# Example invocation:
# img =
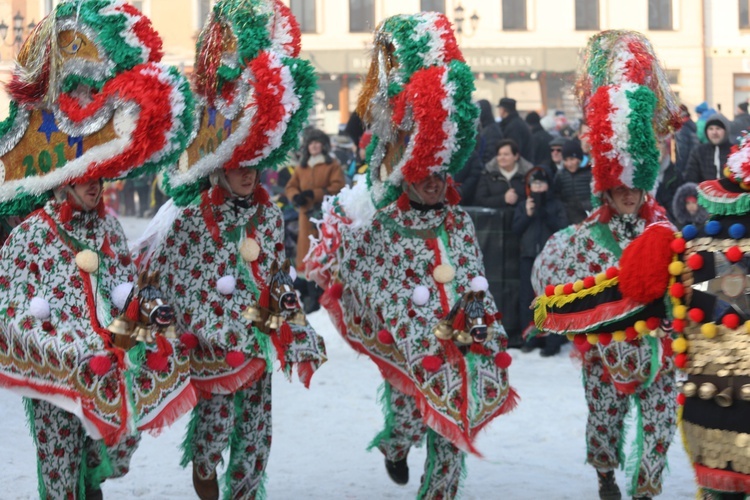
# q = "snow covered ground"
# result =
<box><xmin>0</xmin><ymin>216</ymin><xmax>697</xmax><ymax>499</ymax></box>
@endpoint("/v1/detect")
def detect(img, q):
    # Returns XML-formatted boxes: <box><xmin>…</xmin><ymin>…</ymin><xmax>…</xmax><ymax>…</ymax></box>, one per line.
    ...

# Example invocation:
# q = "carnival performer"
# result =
<box><xmin>139</xmin><ymin>2</ymin><xmax>326</xmax><ymax>499</ymax></box>
<box><xmin>532</xmin><ymin>31</ymin><xmax>683</xmax><ymax>500</ymax></box>
<box><xmin>306</xmin><ymin>13</ymin><xmax>516</xmax><ymax>498</ymax></box>
<box><xmin>0</xmin><ymin>1</ymin><xmax>196</xmax><ymax>497</ymax></box>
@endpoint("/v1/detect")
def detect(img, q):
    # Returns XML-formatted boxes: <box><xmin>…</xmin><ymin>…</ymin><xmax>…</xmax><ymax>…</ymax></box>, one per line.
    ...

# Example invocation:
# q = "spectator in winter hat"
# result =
<box><xmin>553</xmin><ymin>139</ymin><xmax>592</xmax><ymax>224</ymax></box>
<box><xmin>685</xmin><ymin>113</ymin><xmax>732</xmax><ymax>184</ymax></box>
<box><xmin>497</xmin><ymin>97</ymin><xmax>533</xmax><ymax>162</ymax></box>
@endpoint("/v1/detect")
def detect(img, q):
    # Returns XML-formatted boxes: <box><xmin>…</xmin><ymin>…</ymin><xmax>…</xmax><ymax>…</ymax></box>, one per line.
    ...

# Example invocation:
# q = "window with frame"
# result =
<box><xmin>349</xmin><ymin>0</ymin><xmax>375</xmax><ymax>33</ymax></box>
<box><xmin>502</xmin><ymin>0</ymin><xmax>527</xmax><ymax>30</ymax></box>
<box><xmin>741</xmin><ymin>0</ymin><xmax>750</xmax><ymax>29</ymax></box>
<box><xmin>421</xmin><ymin>0</ymin><xmax>446</xmax><ymax>13</ymax></box>
<box><xmin>575</xmin><ymin>0</ymin><xmax>599</xmax><ymax>30</ymax></box>
<box><xmin>648</xmin><ymin>0</ymin><xmax>672</xmax><ymax>30</ymax></box>
<box><xmin>291</xmin><ymin>0</ymin><xmax>316</xmax><ymax>33</ymax></box>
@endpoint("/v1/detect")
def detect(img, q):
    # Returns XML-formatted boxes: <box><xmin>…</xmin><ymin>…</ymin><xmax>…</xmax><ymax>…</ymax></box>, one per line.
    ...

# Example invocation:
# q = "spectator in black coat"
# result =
<box><xmin>512</xmin><ymin>167</ymin><xmax>568</xmax><ymax>356</ymax></box>
<box><xmin>497</xmin><ymin>98</ymin><xmax>533</xmax><ymax>162</ymax></box>
<box><xmin>685</xmin><ymin>113</ymin><xmax>732</xmax><ymax>184</ymax></box>
<box><xmin>526</xmin><ymin>111</ymin><xmax>553</xmax><ymax>167</ymax></box>
<box><xmin>654</xmin><ymin>141</ymin><xmax>683</xmax><ymax>222</ymax></box>
<box><xmin>675</xmin><ymin>104</ymin><xmax>699</xmax><ymax>175</ymax></box>
<box><xmin>474</xmin><ymin>139</ymin><xmax>532</xmax><ymax>209</ymax></box>
<box><xmin>730</xmin><ymin>102</ymin><xmax>750</xmax><ymax>144</ymax></box>
<box><xmin>553</xmin><ymin>140</ymin><xmax>592</xmax><ymax>224</ymax></box>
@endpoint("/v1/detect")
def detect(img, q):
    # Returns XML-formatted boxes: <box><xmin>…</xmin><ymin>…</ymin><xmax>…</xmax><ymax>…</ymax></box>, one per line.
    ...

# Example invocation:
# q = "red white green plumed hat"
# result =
<box><xmin>698</xmin><ymin>133</ymin><xmax>750</xmax><ymax>215</ymax></box>
<box><xmin>356</xmin><ymin>12</ymin><xmax>478</xmax><ymax>208</ymax></box>
<box><xmin>576</xmin><ymin>30</ymin><xmax>681</xmax><ymax>198</ymax></box>
<box><xmin>164</xmin><ymin>0</ymin><xmax>315</xmax><ymax>206</ymax></box>
<box><xmin>0</xmin><ymin>0</ymin><xmax>193</xmax><ymax>215</ymax></box>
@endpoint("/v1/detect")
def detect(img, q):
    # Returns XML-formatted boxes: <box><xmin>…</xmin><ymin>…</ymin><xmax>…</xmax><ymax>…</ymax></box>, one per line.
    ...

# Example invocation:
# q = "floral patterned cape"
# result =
<box><xmin>325</xmin><ymin>201</ymin><xmax>517</xmax><ymax>454</ymax></box>
<box><xmin>147</xmin><ymin>186</ymin><xmax>326</xmax><ymax>395</ymax></box>
<box><xmin>0</xmin><ymin>201</ymin><xmax>195</xmax><ymax>445</ymax></box>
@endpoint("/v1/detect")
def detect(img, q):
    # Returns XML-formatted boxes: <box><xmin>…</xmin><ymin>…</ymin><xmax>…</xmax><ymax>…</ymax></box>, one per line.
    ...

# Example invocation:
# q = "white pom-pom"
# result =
<box><xmin>470</xmin><ymin>276</ymin><xmax>489</xmax><ymax>293</ymax></box>
<box><xmin>239</xmin><ymin>238</ymin><xmax>261</xmax><ymax>262</ymax></box>
<box><xmin>29</xmin><ymin>296</ymin><xmax>50</xmax><ymax>320</ymax></box>
<box><xmin>289</xmin><ymin>266</ymin><xmax>298</xmax><ymax>281</ymax></box>
<box><xmin>75</xmin><ymin>250</ymin><xmax>99</xmax><ymax>274</ymax></box>
<box><xmin>412</xmin><ymin>286</ymin><xmax>430</xmax><ymax>306</ymax></box>
<box><xmin>432</xmin><ymin>264</ymin><xmax>455</xmax><ymax>284</ymax></box>
<box><xmin>216</xmin><ymin>275</ymin><xmax>237</xmax><ymax>295</ymax></box>
<box><xmin>111</xmin><ymin>283</ymin><xmax>134</xmax><ymax>311</ymax></box>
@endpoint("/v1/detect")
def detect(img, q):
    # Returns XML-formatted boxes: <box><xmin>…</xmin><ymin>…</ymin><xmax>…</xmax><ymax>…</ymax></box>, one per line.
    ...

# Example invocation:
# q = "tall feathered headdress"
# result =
<box><xmin>356</xmin><ymin>13</ymin><xmax>478</xmax><ymax>208</ymax></box>
<box><xmin>576</xmin><ymin>30</ymin><xmax>681</xmax><ymax>198</ymax></box>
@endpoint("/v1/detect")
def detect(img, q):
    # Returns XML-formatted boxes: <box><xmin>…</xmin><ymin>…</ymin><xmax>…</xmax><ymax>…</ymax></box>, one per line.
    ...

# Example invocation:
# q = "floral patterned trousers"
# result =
<box><xmin>29</xmin><ymin>399</ymin><xmax>140</xmax><ymax>500</ymax></box>
<box><xmin>583</xmin><ymin>356</ymin><xmax>677</xmax><ymax>497</ymax></box>
<box><xmin>188</xmin><ymin>372</ymin><xmax>272</xmax><ymax>500</ymax></box>
<box><xmin>375</xmin><ymin>382</ymin><xmax>464</xmax><ymax>499</ymax></box>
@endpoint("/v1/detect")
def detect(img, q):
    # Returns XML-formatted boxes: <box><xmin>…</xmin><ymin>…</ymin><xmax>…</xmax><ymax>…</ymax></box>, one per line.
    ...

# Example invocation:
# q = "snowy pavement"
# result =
<box><xmin>0</xmin><ymin>216</ymin><xmax>696</xmax><ymax>499</ymax></box>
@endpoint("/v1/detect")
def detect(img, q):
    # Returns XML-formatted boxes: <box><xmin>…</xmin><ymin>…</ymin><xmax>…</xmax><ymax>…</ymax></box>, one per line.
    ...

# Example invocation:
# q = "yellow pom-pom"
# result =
<box><xmin>745</xmin><ymin>320</ymin><xmax>750</xmax><ymax>333</ymax></box>
<box><xmin>741</xmin><ymin>182</ymin><xmax>750</xmax><ymax>191</ymax></box>
<box><xmin>433</xmin><ymin>264</ymin><xmax>456</xmax><ymax>284</ymax></box>
<box><xmin>587</xmin><ymin>334</ymin><xmax>599</xmax><ymax>345</ymax></box>
<box><xmin>554</xmin><ymin>284</ymin><xmax>565</xmax><ymax>296</ymax></box>
<box><xmin>701</xmin><ymin>322</ymin><xmax>717</xmax><ymax>339</ymax></box>
<box><xmin>725</xmin><ymin>166</ymin><xmax>733</xmax><ymax>178</ymax></box>
<box><xmin>566</xmin><ymin>333</ymin><xmax>575</xmax><ymax>341</ymax></box>
<box><xmin>634</xmin><ymin>320</ymin><xmax>648</xmax><ymax>334</ymax></box>
<box><xmin>673</xmin><ymin>305</ymin><xmax>687</xmax><ymax>320</ymax></box>
<box><xmin>573</xmin><ymin>280</ymin><xmax>584</xmax><ymax>292</ymax></box>
<box><xmin>668</xmin><ymin>261</ymin><xmax>684</xmax><ymax>276</ymax></box>
<box><xmin>612</xmin><ymin>330</ymin><xmax>626</xmax><ymax>342</ymax></box>
<box><xmin>672</xmin><ymin>337</ymin><xmax>688</xmax><ymax>353</ymax></box>
<box><xmin>595</xmin><ymin>273</ymin><xmax>607</xmax><ymax>285</ymax></box>
<box><xmin>75</xmin><ymin>250</ymin><xmax>99</xmax><ymax>274</ymax></box>
<box><xmin>240</xmin><ymin>238</ymin><xmax>261</xmax><ymax>262</ymax></box>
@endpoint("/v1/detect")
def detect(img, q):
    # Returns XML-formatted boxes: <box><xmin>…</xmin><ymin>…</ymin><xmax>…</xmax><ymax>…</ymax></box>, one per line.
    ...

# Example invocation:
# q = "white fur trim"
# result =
<box><xmin>75</xmin><ymin>250</ymin><xmax>99</xmax><ymax>274</ymax></box>
<box><xmin>470</xmin><ymin>276</ymin><xmax>489</xmax><ymax>293</ymax></box>
<box><xmin>111</xmin><ymin>282</ymin><xmax>134</xmax><ymax>311</ymax></box>
<box><xmin>412</xmin><ymin>285</ymin><xmax>430</xmax><ymax>306</ymax></box>
<box><xmin>29</xmin><ymin>296</ymin><xmax>51</xmax><ymax>320</ymax></box>
<box><xmin>216</xmin><ymin>275</ymin><xmax>237</xmax><ymax>295</ymax></box>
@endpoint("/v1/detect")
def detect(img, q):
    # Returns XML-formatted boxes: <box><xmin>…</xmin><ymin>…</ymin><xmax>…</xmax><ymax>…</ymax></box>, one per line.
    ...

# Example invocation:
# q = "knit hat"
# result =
<box><xmin>498</xmin><ymin>97</ymin><xmax>517</xmax><ymax>112</ymax></box>
<box><xmin>355</xmin><ymin>12</ymin><xmax>477</xmax><ymax>208</ymax></box>
<box><xmin>562</xmin><ymin>140</ymin><xmax>583</xmax><ymax>160</ymax></box>
<box><xmin>549</xmin><ymin>137</ymin><xmax>568</xmax><ymax>148</ymax></box>
<box><xmin>164</xmin><ymin>0</ymin><xmax>315</xmax><ymax>206</ymax></box>
<box><xmin>575</xmin><ymin>30</ymin><xmax>681</xmax><ymax>199</ymax></box>
<box><xmin>0</xmin><ymin>0</ymin><xmax>193</xmax><ymax>216</ymax></box>
<box><xmin>525</xmin><ymin>111</ymin><xmax>541</xmax><ymax>125</ymax></box>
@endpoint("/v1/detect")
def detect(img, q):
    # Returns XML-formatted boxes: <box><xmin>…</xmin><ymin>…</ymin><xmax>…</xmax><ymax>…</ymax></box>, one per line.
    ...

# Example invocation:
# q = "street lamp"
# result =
<box><xmin>0</xmin><ymin>11</ymin><xmax>33</xmax><ymax>53</ymax></box>
<box><xmin>453</xmin><ymin>3</ymin><xmax>479</xmax><ymax>37</ymax></box>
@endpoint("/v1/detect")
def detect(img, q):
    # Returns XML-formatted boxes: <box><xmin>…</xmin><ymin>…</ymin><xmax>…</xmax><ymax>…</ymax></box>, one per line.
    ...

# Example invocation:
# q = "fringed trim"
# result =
<box><xmin>697</xmin><ymin>184</ymin><xmax>750</xmax><ymax>217</ymax></box>
<box><xmin>624</xmin><ymin>395</ymin><xmax>645</xmax><ymax>497</ymax></box>
<box><xmin>191</xmin><ymin>358</ymin><xmax>267</xmax><ymax>395</ymax></box>
<box><xmin>534</xmin><ymin>276</ymin><xmax>619</xmax><ymax>328</ymax></box>
<box><xmin>296</xmin><ymin>360</ymin><xmax>318</xmax><ymax>389</ymax></box>
<box><xmin>366</xmin><ymin>381</ymin><xmax>396</xmax><ymax>452</ymax></box>
<box><xmin>138</xmin><ymin>381</ymin><xmax>198</xmax><ymax>434</ymax></box>
<box><xmin>179</xmin><ymin>405</ymin><xmax>202</xmax><ymax>468</ymax></box>
<box><xmin>83</xmin><ymin>440</ymin><xmax>114</xmax><ymax>493</ymax></box>
<box><xmin>694</xmin><ymin>464</ymin><xmax>750</xmax><ymax>494</ymax></box>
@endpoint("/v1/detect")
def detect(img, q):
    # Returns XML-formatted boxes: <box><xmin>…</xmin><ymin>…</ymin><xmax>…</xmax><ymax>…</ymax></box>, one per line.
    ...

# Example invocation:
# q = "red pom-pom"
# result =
<box><xmin>605</xmin><ymin>266</ymin><xmax>619</xmax><ymax>279</ymax></box>
<box><xmin>146</xmin><ymin>352</ymin><xmax>169</xmax><ymax>372</ymax></box>
<box><xmin>397</xmin><ymin>193</ymin><xmax>411</xmax><ymax>212</ymax></box>
<box><xmin>625</xmin><ymin>327</ymin><xmax>638</xmax><ymax>341</ymax></box>
<box><xmin>494</xmin><ymin>351</ymin><xmax>512</xmax><ymax>369</ymax></box>
<box><xmin>253</xmin><ymin>184</ymin><xmax>270</xmax><ymax>205</ymax></box>
<box><xmin>618</xmin><ymin>223</ymin><xmax>675</xmax><ymax>303</ymax></box>
<box><xmin>495</xmin><ymin>312</ymin><xmax>503</xmax><ymax>321</ymax></box>
<box><xmin>675</xmin><ymin>352</ymin><xmax>688</xmax><ymax>369</ymax></box>
<box><xmin>226</xmin><ymin>351</ymin><xmax>245</xmax><ymax>368</ymax></box>
<box><xmin>327</xmin><ymin>282</ymin><xmax>344</xmax><ymax>300</ymax></box>
<box><xmin>275</xmin><ymin>242</ymin><xmax>285</xmax><ymax>252</ymax></box>
<box><xmin>210</xmin><ymin>187</ymin><xmax>226</xmax><ymax>205</ymax></box>
<box><xmin>422</xmin><ymin>355</ymin><xmax>443</xmax><ymax>372</ymax></box>
<box><xmin>563</xmin><ymin>283</ymin><xmax>574</xmax><ymax>295</ymax></box>
<box><xmin>573</xmin><ymin>335</ymin><xmax>588</xmax><ymax>347</ymax></box>
<box><xmin>677</xmin><ymin>393</ymin><xmax>686</xmax><ymax>406</ymax></box>
<box><xmin>125</xmin><ymin>298</ymin><xmax>141</xmax><ymax>322</ymax></box>
<box><xmin>445</xmin><ymin>184</ymin><xmax>461</xmax><ymax>206</ymax></box>
<box><xmin>670</xmin><ymin>238</ymin><xmax>686</xmax><ymax>254</ymax></box>
<box><xmin>583</xmin><ymin>276</ymin><xmax>596</xmax><ymax>289</ymax></box>
<box><xmin>180</xmin><ymin>333</ymin><xmax>199</xmax><ymax>350</ymax></box>
<box><xmin>484</xmin><ymin>312</ymin><xmax>496</xmax><ymax>325</ymax></box>
<box><xmin>378</xmin><ymin>329</ymin><xmax>395</xmax><ymax>345</ymax></box>
<box><xmin>688</xmin><ymin>308</ymin><xmax>705</xmax><ymax>323</ymax></box>
<box><xmin>670</xmin><ymin>283</ymin><xmax>685</xmax><ymax>298</ymax></box>
<box><xmin>598</xmin><ymin>333</ymin><xmax>612</xmax><ymax>346</ymax></box>
<box><xmin>687</xmin><ymin>253</ymin><xmax>704</xmax><ymax>271</ymax></box>
<box><xmin>545</xmin><ymin>285</ymin><xmax>556</xmax><ymax>297</ymax></box>
<box><xmin>646</xmin><ymin>317</ymin><xmax>661</xmax><ymax>331</ymax></box>
<box><xmin>726</xmin><ymin>246</ymin><xmax>744</xmax><ymax>263</ymax></box>
<box><xmin>723</xmin><ymin>313</ymin><xmax>741</xmax><ymax>329</ymax></box>
<box><xmin>672</xmin><ymin>318</ymin><xmax>685</xmax><ymax>333</ymax></box>
<box><xmin>59</xmin><ymin>201</ymin><xmax>73</xmax><ymax>223</ymax></box>
<box><xmin>90</xmin><ymin>355</ymin><xmax>112</xmax><ymax>376</ymax></box>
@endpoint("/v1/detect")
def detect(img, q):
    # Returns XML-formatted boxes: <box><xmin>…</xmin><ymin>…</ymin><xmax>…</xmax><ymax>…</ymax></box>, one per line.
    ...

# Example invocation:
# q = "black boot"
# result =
<box><xmin>385</xmin><ymin>457</ymin><xmax>409</xmax><ymax>485</ymax></box>
<box><xmin>84</xmin><ymin>487</ymin><xmax>103</xmax><ymax>500</ymax></box>
<box><xmin>521</xmin><ymin>335</ymin><xmax>544</xmax><ymax>353</ymax></box>
<box><xmin>597</xmin><ymin>470</ymin><xmax>622</xmax><ymax>500</ymax></box>
<box><xmin>193</xmin><ymin>465</ymin><xmax>219</xmax><ymax>500</ymax></box>
<box><xmin>541</xmin><ymin>334</ymin><xmax>567</xmax><ymax>357</ymax></box>
<box><xmin>633</xmin><ymin>497</ymin><xmax>652</xmax><ymax>500</ymax></box>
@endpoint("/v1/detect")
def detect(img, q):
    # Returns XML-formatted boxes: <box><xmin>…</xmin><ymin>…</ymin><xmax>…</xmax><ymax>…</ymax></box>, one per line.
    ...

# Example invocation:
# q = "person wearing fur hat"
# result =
<box><xmin>305</xmin><ymin>13</ymin><xmax>517</xmax><ymax>498</ymax></box>
<box><xmin>0</xmin><ymin>1</ymin><xmax>198</xmax><ymax>497</ymax></box>
<box><xmin>685</xmin><ymin>113</ymin><xmax>733</xmax><ymax>184</ymax></box>
<box><xmin>672</xmin><ymin>182</ymin><xmax>709</xmax><ymax>229</ymax></box>
<box><xmin>141</xmin><ymin>2</ymin><xmax>328</xmax><ymax>499</ymax></box>
<box><xmin>533</xmin><ymin>30</ymin><xmax>683</xmax><ymax>500</ymax></box>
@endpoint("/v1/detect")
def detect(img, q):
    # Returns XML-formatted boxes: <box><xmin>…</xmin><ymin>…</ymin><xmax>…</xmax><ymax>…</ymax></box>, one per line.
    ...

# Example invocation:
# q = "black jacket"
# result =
<box><xmin>499</xmin><ymin>111</ymin><xmax>533</xmax><ymax>162</ymax></box>
<box><xmin>730</xmin><ymin>113</ymin><xmax>750</xmax><ymax>144</ymax></box>
<box><xmin>654</xmin><ymin>162</ymin><xmax>683</xmax><ymax>223</ymax></box>
<box><xmin>530</xmin><ymin>124</ymin><xmax>553</xmax><ymax>167</ymax></box>
<box><xmin>474</xmin><ymin>158</ymin><xmax>531</xmax><ymax>209</ymax></box>
<box><xmin>512</xmin><ymin>192</ymin><xmax>568</xmax><ymax>258</ymax></box>
<box><xmin>685</xmin><ymin>114</ymin><xmax>732</xmax><ymax>184</ymax></box>
<box><xmin>553</xmin><ymin>166</ymin><xmax>593</xmax><ymax>224</ymax></box>
<box><xmin>675</xmin><ymin>119</ymin><xmax>699</xmax><ymax>174</ymax></box>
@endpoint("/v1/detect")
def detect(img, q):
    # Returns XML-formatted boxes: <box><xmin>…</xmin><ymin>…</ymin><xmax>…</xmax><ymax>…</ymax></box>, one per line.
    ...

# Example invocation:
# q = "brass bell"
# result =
<box><xmin>715</xmin><ymin>387</ymin><xmax>733</xmax><ymax>408</ymax></box>
<box><xmin>242</xmin><ymin>305</ymin><xmax>262</xmax><ymax>323</ymax></box>
<box><xmin>265</xmin><ymin>314</ymin><xmax>282</xmax><ymax>331</ymax></box>
<box><xmin>740</xmin><ymin>384</ymin><xmax>750</xmax><ymax>401</ymax></box>
<box><xmin>134</xmin><ymin>326</ymin><xmax>151</xmax><ymax>343</ymax></box>
<box><xmin>289</xmin><ymin>310</ymin><xmax>307</xmax><ymax>326</ymax></box>
<box><xmin>163</xmin><ymin>324</ymin><xmax>177</xmax><ymax>339</ymax></box>
<box><xmin>107</xmin><ymin>316</ymin><xmax>133</xmax><ymax>335</ymax></box>
<box><xmin>433</xmin><ymin>321</ymin><xmax>453</xmax><ymax>340</ymax></box>
<box><xmin>682</xmin><ymin>382</ymin><xmax>697</xmax><ymax>398</ymax></box>
<box><xmin>699</xmin><ymin>382</ymin><xmax>718</xmax><ymax>400</ymax></box>
<box><xmin>454</xmin><ymin>330</ymin><xmax>472</xmax><ymax>345</ymax></box>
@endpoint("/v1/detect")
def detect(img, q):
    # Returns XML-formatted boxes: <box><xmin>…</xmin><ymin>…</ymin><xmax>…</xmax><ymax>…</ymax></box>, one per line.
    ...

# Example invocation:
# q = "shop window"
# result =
<box><xmin>575</xmin><ymin>0</ymin><xmax>599</xmax><ymax>30</ymax></box>
<box><xmin>648</xmin><ymin>0</ymin><xmax>672</xmax><ymax>30</ymax></box>
<box><xmin>735</xmin><ymin>74</ymin><xmax>750</xmax><ymax>107</ymax></box>
<box><xmin>502</xmin><ymin>0</ymin><xmax>527</xmax><ymax>30</ymax></box>
<box><xmin>349</xmin><ymin>0</ymin><xmax>375</xmax><ymax>33</ymax></box>
<box><xmin>741</xmin><ymin>0</ymin><xmax>750</xmax><ymax>29</ymax></box>
<box><xmin>291</xmin><ymin>0</ymin><xmax>316</xmax><ymax>33</ymax></box>
<box><xmin>421</xmin><ymin>0</ymin><xmax>446</xmax><ymax>13</ymax></box>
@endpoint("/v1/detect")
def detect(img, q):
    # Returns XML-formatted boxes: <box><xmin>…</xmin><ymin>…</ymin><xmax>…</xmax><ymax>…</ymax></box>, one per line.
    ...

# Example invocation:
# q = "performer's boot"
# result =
<box><xmin>597</xmin><ymin>470</ymin><xmax>622</xmax><ymax>500</ymax></box>
<box><xmin>84</xmin><ymin>487</ymin><xmax>103</xmax><ymax>500</ymax></box>
<box><xmin>193</xmin><ymin>465</ymin><xmax>219</xmax><ymax>500</ymax></box>
<box><xmin>385</xmin><ymin>457</ymin><xmax>409</xmax><ymax>485</ymax></box>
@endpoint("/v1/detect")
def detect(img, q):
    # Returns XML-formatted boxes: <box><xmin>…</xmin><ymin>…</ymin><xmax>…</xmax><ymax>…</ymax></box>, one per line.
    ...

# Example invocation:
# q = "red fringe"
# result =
<box><xmin>259</xmin><ymin>287</ymin><xmax>270</xmax><ymax>309</ymax></box>
<box><xmin>254</xmin><ymin>184</ymin><xmax>270</xmax><ymax>205</ymax></box>
<box><xmin>586</xmin><ymin>86</ymin><xmax>623</xmax><ymax>194</ymax></box>
<box><xmin>396</xmin><ymin>193</ymin><xmax>411</xmax><ymax>212</ymax></box>
<box><xmin>116</xmin><ymin>4</ymin><xmax>164</xmax><ymax>63</ymax></box>
<box><xmin>279</xmin><ymin>322</ymin><xmax>293</xmax><ymax>345</ymax></box>
<box><xmin>125</xmin><ymin>298</ymin><xmax>141</xmax><ymax>322</ymax></box>
<box><xmin>200</xmin><ymin>191</ymin><xmax>221</xmax><ymax>245</ymax></box>
<box><xmin>434</xmin><ymin>14</ymin><xmax>465</xmax><ymax>63</ymax></box>
<box><xmin>59</xmin><ymin>201</ymin><xmax>73</xmax><ymax>224</ymax></box>
<box><xmin>138</xmin><ymin>382</ymin><xmax>197</xmax><ymax>434</ymax></box>
<box><xmin>452</xmin><ymin>309</ymin><xmax>466</xmax><ymax>331</ymax></box>
<box><xmin>273</xmin><ymin>0</ymin><xmax>302</xmax><ymax>57</ymax></box>
<box><xmin>297</xmin><ymin>361</ymin><xmax>316</xmax><ymax>389</ymax></box>
<box><xmin>270</xmin><ymin>331</ymin><xmax>288</xmax><ymax>371</ymax></box>
<box><xmin>210</xmin><ymin>186</ymin><xmax>226</xmax><ymax>206</ymax></box>
<box><xmin>193</xmin><ymin>358</ymin><xmax>267</xmax><ymax>395</ymax></box>
<box><xmin>445</xmin><ymin>184</ymin><xmax>461</xmax><ymax>206</ymax></box>
<box><xmin>694</xmin><ymin>463</ymin><xmax>750</xmax><ymax>493</ymax></box>
<box><xmin>100</xmin><ymin>234</ymin><xmax>115</xmax><ymax>258</ymax></box>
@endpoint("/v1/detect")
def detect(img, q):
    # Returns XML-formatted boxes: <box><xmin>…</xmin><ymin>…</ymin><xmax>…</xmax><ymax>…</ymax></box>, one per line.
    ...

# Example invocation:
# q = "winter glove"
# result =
<box><xmin>292</xmin><ymin>193</ymin><xmax>306</xmax><ymax>207</ymax></box>
<box><xmin>302</xmin><ymin>189</ymin><xmax>314</xmax><ymax>200</ymax></box>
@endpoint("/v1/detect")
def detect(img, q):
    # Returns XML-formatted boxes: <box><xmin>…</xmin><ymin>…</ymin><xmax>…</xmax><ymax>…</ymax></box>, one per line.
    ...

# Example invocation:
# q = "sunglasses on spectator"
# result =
<box><xmin>551</xmin><ymin>147</ymin><xmax>563</xmax><ymax>152</ymax></box>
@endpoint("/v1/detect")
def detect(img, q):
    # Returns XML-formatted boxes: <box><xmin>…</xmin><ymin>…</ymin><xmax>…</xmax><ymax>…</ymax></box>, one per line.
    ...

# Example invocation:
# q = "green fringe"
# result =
<box><xmin>698</xmin><ymin>190</ymin><xmax>750</xmax><ymax>217</ymax></box>
<box><xmin>252</xmin><ymin>326</ymin><xmax>274</xmax><ymax>373</ymax></box>
<box><xmin>417</xmin><ymin>429</ymin><xmax>439</xmax><ymax>500</ymax></box>
<box><xmin>128</xmin><ymin>342</ymin><xmax>146</xmax><ymax>366</ymax></box>
<box><xmin>446</xmin><ymin>60</ymin><xmax>479</xmax><ymax>177</ymax></box>
<box><xmin>624</xmin><ymin>395</ymin><xmax>645</xmax><ymax>497</ymax></box>
<box><xmin>0</xmin><ymin>100</ymin><xmax>19</xmax><ymax>139</ymax></box>
<box><xmin>217</xmin><ymin>65</ymin><xmax>243</xmax><ymax>91</ymax></box>
<box><xmin>83</xmin><ymin>440</ymin><xmax>114</xmax><ymax>493</ymax></box>
<box><xmin>625</xmin><ymin>86</ymin><xmax>660</xmax><ymax>192</ymax></box>
<box><xmin>214</xmin><ymin>0</ymin><xmax>273</xmax><ymax>66</ymax></box>
<box><xmin>179</xmin><ymin>406</ymin><xmax>203</xmax><ymax>468</ymax></box>
<box><xmin>642</xmin><ymin>336</ymin><xmax>660</xmax><ymax>390</ymax></box>
<box><xmin>0</xmin><ymin>192</ymin><xmax>51</xmax><ymax>218</ymax></box>
<box><xmin>24</xmin><ymin>397</ymin><xmax>47</xmax><ymax>500</ymax></box>
<box><xmin>465</xmin><ymin>352</ymin><xmax>482</xmax><ymax>420</ymax></box>
<box><xmin>222</xmin><ymin>391</ymin><xmax>245</xmax><ymax>500</ymax></box>
<box><xmin>366</xmin><ymin>381</ymin><xmax>395</xmax><ymax>452</ymax></box>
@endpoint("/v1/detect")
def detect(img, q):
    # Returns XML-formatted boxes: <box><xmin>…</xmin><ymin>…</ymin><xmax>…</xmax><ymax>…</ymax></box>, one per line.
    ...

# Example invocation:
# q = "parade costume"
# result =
<box><xmin>138</xmin><ymin>2</ymin><xmax>325</xmax><ymax>498</ymax></box>
<box><xmin>0</xmin><ymin>1</ymin><xmax>196</xmax><ymax>497</ymax></box>
<box><xmin>306</xmin><ymin>13</ymin><xmax>516</xmax><ymax>498</ymax></box>
<box><xmin>533</xmin><ymin>31</ymin><xmax>682</xmax><ymax>499</ymax></box>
